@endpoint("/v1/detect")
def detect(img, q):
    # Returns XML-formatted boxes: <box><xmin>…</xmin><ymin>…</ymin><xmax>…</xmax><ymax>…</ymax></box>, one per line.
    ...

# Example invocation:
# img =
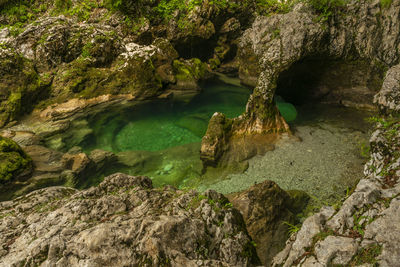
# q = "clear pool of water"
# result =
<box><xmin>73</xmin><ymin>75</ymin><xmax>374</xmax><ymax>205</ymax></box>
<box><xmin>82</xmin><ymin>77</ymin><xmax>251</xmax><ymax>153</ymax></box>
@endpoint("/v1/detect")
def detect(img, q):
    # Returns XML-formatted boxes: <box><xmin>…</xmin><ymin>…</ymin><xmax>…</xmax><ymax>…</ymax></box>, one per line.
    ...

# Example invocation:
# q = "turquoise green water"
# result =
<box><xmin>76</xmin><ymin>76</ymin><xmax>302</xmax><ymax>189</ymax></box>
<box><xmin>75</xmin><ymin>76</ymin><xmax>253</xmax><ymax>188</ymax></box>
<box><xmin>83</xmin><ymin>77</ymin><xmax>252</xmax><ymax>153</ymax></box>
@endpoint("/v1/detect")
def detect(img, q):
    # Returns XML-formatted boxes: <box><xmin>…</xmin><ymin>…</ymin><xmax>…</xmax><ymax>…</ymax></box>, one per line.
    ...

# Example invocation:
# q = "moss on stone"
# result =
<box><xmin>0</xmin><ymin>51</ymin><xmax>49</xmax><ymax>126</ymax></box>
<box><xmin>173</xmin><ymin>58</ymin><xmax>209</xmax><ymax>82</ymax></box>
<box><xmin>0</xmin><ymin>136</ymin><xmax>32</xmax><ymax>183</ymax></box>
<box><xmin>47</xmin><ymin>53</ymin><xmax>163</xmax><ymax>104</ymax></box>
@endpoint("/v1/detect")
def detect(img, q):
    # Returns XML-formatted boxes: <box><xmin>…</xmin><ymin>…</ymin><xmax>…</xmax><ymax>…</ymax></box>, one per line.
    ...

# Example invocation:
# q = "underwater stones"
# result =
<box><xmin>62</xmin><ymin>153</ymin><xmax>91</xmax><ymax>174</ymax></box>
<box><xmin>24</xmin><ymin>145</ymin><xmax>64</xmax><ymax>174</ymax></box>
<box><xmin>114</xmin><ymin>118</ymin><xmax>199</xmax><ymax>152</ymax></box>
<box><xmin>176</xmin><ymin>114</ymin><xmax>209</xmax><ymax>137</ymax></box>
<box><xmin>89</xmin><ymin>149</ymin><xmax>117</xmax><ymax>173</ymax></box>
<box><xmin>227</xmin><ymin>180</ymin><xmax>298</xmax><ymax>266</ymax></box>
<box><xmin>0</xmin><ymin>173</ymin><xmax>259</xmax><ymax>266</ymax></box>
<box><xmin>115</xmin><ymin>143</ymin><xmax>203</xmax><ymax>188</ymax></box>
<box><xmin>10</xmin><ymin>131</ymin><xmax>41</xmax><ymax>147</ymax></box>
<box><xmin>163</xmin><ymin>163</ymin><xmax>174</xmax><ymax>172</ymax></box>
<box><xmin>273</xmin><ymin>114</ymin><xmax>399</xmax><ymax>266</ymax></box>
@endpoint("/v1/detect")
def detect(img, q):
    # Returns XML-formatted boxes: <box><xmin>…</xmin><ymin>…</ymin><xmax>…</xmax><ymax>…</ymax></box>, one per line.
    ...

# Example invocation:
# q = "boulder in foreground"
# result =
<box><xmin>0</xmin><ymin>173</ymin><xmax>260</xmax><ymax>266</ymax></box>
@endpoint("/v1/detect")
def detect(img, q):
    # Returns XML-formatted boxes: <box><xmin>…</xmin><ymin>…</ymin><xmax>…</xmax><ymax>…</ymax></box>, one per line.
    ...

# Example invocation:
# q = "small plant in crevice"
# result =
<box><xmin>359</xmin><ymin>142</ymin><xmax>371</xmax><ymax>159</ymax></box>
<box><xmin>352</xmin><ymin>213</ymin><xmax>367</xmax><ymax>236</ymax></box>
<box><xmin>283</xmin><ymin>221</ymin><xmax>301</xmax><ymax>236</ymax></box>
<box><xmin>348</xmin><ymin>243</ymin><xmax>382</xmax><ymax>266</ymax></box>
<box><xmin>306</xmin><ymin>0</ymin><xmax>346</xmax><ymax>22</ymax></box>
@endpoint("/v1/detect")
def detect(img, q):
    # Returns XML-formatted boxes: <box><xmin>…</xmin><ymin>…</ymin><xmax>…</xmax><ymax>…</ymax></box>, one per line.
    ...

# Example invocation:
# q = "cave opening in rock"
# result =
<box><xmin>201</xmin><ymin>57</ymin><xmax>383</xmax><ymax>204</ymax></box>
<box><xmin>275</xmin><ymin>56</ymin><xmax>384</xmax><ymax>110</ymax></box>
<box><xmin>173</xmin><ymin>38</ymin><xmax>218</xmax><ymax>61</ymax></box>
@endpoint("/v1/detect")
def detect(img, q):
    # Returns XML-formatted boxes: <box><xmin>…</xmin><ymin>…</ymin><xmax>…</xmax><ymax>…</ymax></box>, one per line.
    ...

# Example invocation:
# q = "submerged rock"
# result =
<box><xmin>0</xmin><ymin>173</ymin><xmax>260</xmax><ymax>266</ymax></box>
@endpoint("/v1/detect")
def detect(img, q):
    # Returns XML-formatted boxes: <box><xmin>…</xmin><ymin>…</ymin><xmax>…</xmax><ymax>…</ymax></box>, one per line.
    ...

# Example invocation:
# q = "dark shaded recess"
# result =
<box><xmin>173</xmin><ymin>37</ymin><xmax>218</xmax><ymax>61</ymax></box>
<box><xmin>275</xmin><ymin>56</ymin><xmax>385</xmax><ymax>106</ymax></box>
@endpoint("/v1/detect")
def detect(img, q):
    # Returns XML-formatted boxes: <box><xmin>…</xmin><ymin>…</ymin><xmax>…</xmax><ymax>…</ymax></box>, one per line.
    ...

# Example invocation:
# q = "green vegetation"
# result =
<box><xmin>349</xmin><ymin>244</ymin><xmax>382</xmax><ymax>266</ymax></box>
<box><xmin>173</xmin><ymin>58</ymin><xmax>209</xmax><ymax>83</ymax></box>
<box><xmin>312</xmin><ymin>228</ymin><xmax>335</xmax><ymax>244</ymax></box>
<box><xmin>359</xmin><ymin>142</ymin><xmax>370</xmax><ymax>159</ymax></box>
<box><xmin>0</xmin><ymin>136</ymin><xmax>32</xmax><ymax>183</ymax></box>
<box><xmin>283</xmin><ymin>221</ymin><xmax>301</xmax><ymax>236</ymax></box>
<box><xmin>0</xmin><ymin>0</ymin><xmax>296</xmax><ymax>34</ymax></box>
<box><xmin>380</xmin><ymin>0</ymin><xmax>392</xmax><ymax>8</ymax></box>
<box><xmin>306</xmin><ymin>0</ymin><xmax>346</xmax><ymax>21</ymax></box>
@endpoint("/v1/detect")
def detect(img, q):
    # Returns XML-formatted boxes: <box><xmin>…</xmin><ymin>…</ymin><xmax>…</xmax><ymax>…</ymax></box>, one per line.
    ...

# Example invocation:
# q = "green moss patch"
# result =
<box><xmin>0</xmin><ymin>136</ymin><xmax>32</xmax><ymax>183</ymax></box>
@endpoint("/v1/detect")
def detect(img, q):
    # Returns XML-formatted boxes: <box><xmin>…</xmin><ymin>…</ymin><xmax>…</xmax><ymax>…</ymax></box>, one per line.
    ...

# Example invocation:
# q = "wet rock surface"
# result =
<box><xmin>0</xmin><ymin>173</ymin><xmax>260</xmax><ymax>266</ymax></box>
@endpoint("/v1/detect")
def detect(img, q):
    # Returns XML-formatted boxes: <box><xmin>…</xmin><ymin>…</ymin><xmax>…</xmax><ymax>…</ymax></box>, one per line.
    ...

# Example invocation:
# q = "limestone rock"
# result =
<box><xmin>374</xmin><ymin>64</ymin><xmax>400</xmax><ymax>114</ymax></box>
<box><xmin>314</xmin><ymin>236</ymin><xmax>359</xmax><ymax>265</ymax></box>
<box><xmin>227</xmin><ymin>180</ymin><xmax>297</xmax><ymax>266</ymax></box>
<box><xmin>364</xmin><ymin>197</ymin><xmax>400</xmax><ymax>266</ymax></box>
<box><xmin>205</xmin><ymin>0</ymin><xmax>400</xmax><ymax>167</ymax></box>
<box><xmin>62</xmin><ymin>152</ymin><xmax>91</xmax><ymax>174</ymax></box>
<box><xmin>0</xmin><ymin>173</ymin><xmax>260</xmax><ymax>266</ymax></box>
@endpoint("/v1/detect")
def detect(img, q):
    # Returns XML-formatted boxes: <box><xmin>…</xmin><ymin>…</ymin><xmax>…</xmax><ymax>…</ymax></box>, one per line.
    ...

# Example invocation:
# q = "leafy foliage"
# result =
<box><xmin>283</xmin><ymin>221</ymin><xmax>301</xmax><ymax>236</ymax></box>
<box><xmin>349</xmin><ymin>244</ymin><xmax>382</xmax><ymax>266</ymax></box>
<box><xmin>306</xmin><ymin>0</ymin><xmax>346</xmax><ymax>21</ymax></box>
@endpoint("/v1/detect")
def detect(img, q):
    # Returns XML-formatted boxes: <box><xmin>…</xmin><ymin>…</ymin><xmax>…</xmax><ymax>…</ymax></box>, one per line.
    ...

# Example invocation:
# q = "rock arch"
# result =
<box><xmin>200</xmin><ymin>1</ymin><xmax>400</xmax><ymax>167</ymax></box>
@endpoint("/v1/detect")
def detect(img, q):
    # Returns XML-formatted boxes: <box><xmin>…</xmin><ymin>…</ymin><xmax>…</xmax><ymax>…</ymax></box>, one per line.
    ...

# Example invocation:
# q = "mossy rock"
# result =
<box><xmin>173</xmin><ymin>58</ymin><xmax>210</xmax><ymax>83</ymax></box>
<box><xmin>0</xmin><ymin>51</ymin><xmax>49</xmax><ymax>126</ymax></box>
<box><xmin>0</xmin><ymin>136</ymin><xmax>33</xmax><ymax>184</ymax></box>
<box><xmin>49</xmin><ymin>54</ymin><xmax>163</xmax><ymax>104</ymax></box>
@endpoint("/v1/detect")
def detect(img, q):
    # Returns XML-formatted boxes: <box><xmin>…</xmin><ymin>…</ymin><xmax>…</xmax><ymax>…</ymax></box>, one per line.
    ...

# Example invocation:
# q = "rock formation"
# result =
<box><xmin>272</xmin><ymin>37</ymin><xmax>400</xmax><ymax>266</ymax></box>
<box><xmin>0</xmin><ymin>173</ymin><xmax>260</xmax><ymax>266</ymax></box>
<box><xmin>201</xmin><ymin>0</ymin><xmax>399</xmax><ymax>167</ymax></box>
<box><xmin>227</xmin><ymin>180</ymin><xmax>309</xmax><ymax>266</ymax></box>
